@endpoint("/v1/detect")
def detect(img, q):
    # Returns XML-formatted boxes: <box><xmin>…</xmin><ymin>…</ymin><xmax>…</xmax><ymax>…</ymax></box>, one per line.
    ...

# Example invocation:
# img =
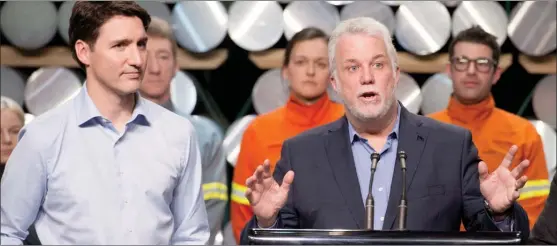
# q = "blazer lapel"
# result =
<box><xmin>384</xmin><ymin>106</ymin><xmax>429</xmax><ymax>230</ymax></box>
<box><xmin>325</xmin><ymin>117</ymin><xmax>365</xmax><ymax>228</ymax></box>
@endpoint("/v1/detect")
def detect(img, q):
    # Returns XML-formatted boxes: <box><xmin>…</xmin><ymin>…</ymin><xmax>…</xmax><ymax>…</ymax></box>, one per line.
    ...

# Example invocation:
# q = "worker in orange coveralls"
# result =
<box><xmin>230</xmin><ymin>27</ymin><xmax>345</xmax><ymax>243</ymax></box>
<box><xmin>429</xmin><ymin>26</ymin><xmax>550</xmax><ymax>230</ymax></box>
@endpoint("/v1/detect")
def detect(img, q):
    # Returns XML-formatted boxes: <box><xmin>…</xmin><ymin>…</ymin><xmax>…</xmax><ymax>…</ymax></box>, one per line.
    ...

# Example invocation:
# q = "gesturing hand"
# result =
<box><xmin>479</xmin><ymin>145</ymin><xmax>529</xmax><ymax>214</ymax></box>
<box><xmin>245</xmin><ymin>159</ymin><xmax>295</xmax><ymax>227</ymax></box>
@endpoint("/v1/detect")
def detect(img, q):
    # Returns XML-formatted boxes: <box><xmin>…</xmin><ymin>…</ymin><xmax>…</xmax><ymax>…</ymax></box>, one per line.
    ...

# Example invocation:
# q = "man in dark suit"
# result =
<box><xmin>529</xmin><ymin>173</ymin><xmax>557</xmax><ymax>245</ymax></box>
<box><xmin>239</xmin><ymin>17</ymin><xmax>531</xmax><ymax>244</ymax></box>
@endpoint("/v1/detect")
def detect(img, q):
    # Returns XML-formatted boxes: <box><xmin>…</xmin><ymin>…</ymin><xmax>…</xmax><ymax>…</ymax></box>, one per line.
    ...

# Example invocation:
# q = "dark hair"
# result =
<box><xmin>283</xmin><ymin>27</ymin><xmax>329</xmax><ymax>67</ymax></box>
<box><xmin>69</xmin><ymin>1</ymin><xmax>151</xmax><ymax>70</ymax></box>
<box><xmin>448</xmin><ymin>25</ymin><xmax>500</xmax><ymax>64</ymax></box>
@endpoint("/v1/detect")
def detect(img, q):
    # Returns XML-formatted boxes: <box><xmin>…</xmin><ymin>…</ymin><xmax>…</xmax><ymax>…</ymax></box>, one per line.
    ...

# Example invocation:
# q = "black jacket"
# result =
<box><xmin>529</xmin><ymin>173</ymin><xmax>557</xmax><ymax>245</ymax></box>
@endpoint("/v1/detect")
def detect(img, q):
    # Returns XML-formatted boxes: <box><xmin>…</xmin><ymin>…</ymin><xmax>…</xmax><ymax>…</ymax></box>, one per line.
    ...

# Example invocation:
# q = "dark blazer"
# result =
<box><xmin>240</xmin><ymin>105</ymin><xmax>529</xmax><ymax>244</ymax></box>
<box><xmin>529</xmin><ymin>173</ymin><xmax>557</xmax><ymax>245</ymax></box>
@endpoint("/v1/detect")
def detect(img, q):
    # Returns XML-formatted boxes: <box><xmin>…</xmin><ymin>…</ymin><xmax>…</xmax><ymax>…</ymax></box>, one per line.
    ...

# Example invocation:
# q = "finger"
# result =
<box><xmin>280</xmin><ymin>171</ymin><xmax>295</xmax><ymax>193</ymax></box>
<box><xmin>254</xmin><ymin>164</ymin><xmax>265</xmax><ymax>182</ymax></box>
<box><xmin>516</xmin><ymin>175</ymin><xmax>528</xmax><ymax>190</ymax></box>
<box><xmin>511</xmin><ymin>160</ymin><xmax>530</xmax><ymax>179</ymax></box>
<box><xmin>262</xmin><ymin>160</ymin><xmax>272</xmax><ymax>178</ymax></box>
<box><xmin>478</xmin><ymin>161</ymin><xmax>489</xmax><ymax>181</ymax></box>
<box><xmin>245</xmin><ymin>188</ymin><xmax>255</xmax><ymax>203</ymax></box>
<box><xmin>512</xmin><ymin>190</ymin><xmax>520</xmax><ymax>201</ymax></box>
<box><xmin>246</xmin><ymin>176</ymin><xmax>255</xmax><ymax>188</ymax></box>
<box><xmin>500</xmin><ymin>145</ymin><xmax>518</xmax><ymax>169</ymax></box>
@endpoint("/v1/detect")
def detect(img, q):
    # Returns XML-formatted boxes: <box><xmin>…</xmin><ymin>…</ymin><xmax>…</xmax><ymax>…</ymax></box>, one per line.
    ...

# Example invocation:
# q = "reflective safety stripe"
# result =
<box><xmin>231</xmin><ymin>182</ymin><xmax>250</xmax><ymax>205</ymax></box>
<box><xmin>203</xmin><ymin>182</ymin><xmax>228</xmax><ymax>201</ymax></box>
<box><xmin>518</xmin><ymin>179</ymin><xmax>550</xmax><ymax>201</ymax></box>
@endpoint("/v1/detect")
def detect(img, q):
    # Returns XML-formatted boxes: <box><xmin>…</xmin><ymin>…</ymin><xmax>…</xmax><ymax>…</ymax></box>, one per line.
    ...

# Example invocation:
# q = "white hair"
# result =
<box><xmin>0</xmin><ymin>96</ymin><xmax>25</xmax><ymax>123</ymax></box>
<box><xmin>328</xmin><ymin>17</ymin><xmax>398</xmax><ymax>78</ymax></box>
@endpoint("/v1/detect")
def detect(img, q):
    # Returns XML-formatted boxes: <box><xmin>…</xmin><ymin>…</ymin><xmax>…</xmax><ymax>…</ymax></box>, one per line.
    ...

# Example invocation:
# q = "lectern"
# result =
<box><xmin>247</xmin><ymin>229</ymin><xmax>522</xmax><ymax>245</ymax></box>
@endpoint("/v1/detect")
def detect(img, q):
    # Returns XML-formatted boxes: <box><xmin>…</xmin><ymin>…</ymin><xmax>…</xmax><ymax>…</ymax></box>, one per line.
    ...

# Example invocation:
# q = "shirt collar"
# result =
<box><xmin>75</xmin><ymin>85</ymin><xmax>150</xmax><ymax>127</ymax></box>
<box><xmin>348</xmin><ymin>102</ymin><xmax>401</xmax><ymax>144</ymax></box>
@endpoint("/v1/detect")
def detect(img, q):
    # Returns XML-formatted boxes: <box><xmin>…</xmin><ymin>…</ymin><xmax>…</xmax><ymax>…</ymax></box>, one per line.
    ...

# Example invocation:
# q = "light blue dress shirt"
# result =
<box><xmin>348</xmin><ymin>104</ymin><xmax>401</xmax><ymax>230</ymax></box>
<box><xmin>0</xmin><ymin>86</ymin><xmax>209</xmax><ymax>244</ymax></box>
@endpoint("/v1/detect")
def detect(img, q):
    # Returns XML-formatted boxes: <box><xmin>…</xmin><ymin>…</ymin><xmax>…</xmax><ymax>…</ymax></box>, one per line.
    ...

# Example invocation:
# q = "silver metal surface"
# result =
<box><xmin>441</xmin><ymin>1</ymin><xmax>461</xmax><ymax>7</ymax></box>
<box><xmin>223</xmin><ymin>114</ymin><xmax>257</xmax><ymax>166</ymax></box>
<box><xmin>283</xmin><ymin>1</ymin><xmax>340</xmax><ymax>41</ymax></box>
<box><xmin>452</xmin><ymin>1</ymin><xmax>508</xmax><ymax>47</ymax></box>
<box><xmin>508</xmin><ymin>1</ymin><xmax>556</xmax><ymax>57</ymax></box>
<box><xmin>395</xmin><ymin>1</ymin><xmax>452</xmax><ymax>56</ymax></box>
<box><xmin>385</xmin><ymin>1</ymin><xmax>460</xmax><ymax>7</ymax></box>
<box><xmin>57</xmin><ymin>1</ymin><xmax>75</xmax><ymax>44</ymax></box>
<box><xmin>529</xmin><ymin>119</ymin><xmax>557</xmax><ymax>180</ymax></box>
<box><xmin>396</xmin><ymin>72</ymin><xmax>422</xmax><ymax>114</ymax></box>
<box><xmin>170</xmin><ymin>70</ymin><xmax>198</xmax><ymax>116</ymax></box>
<box><xmin>532</xmin><ymin>74</ymin><xmax>556</xmax><ymax>129</ymax></box>
<box><xmin>0</xmin><ymin>66</ymin><xmax>26</xmax><ymax>106</ymax></box>
<box><xmin>136</xmin><ymin>1</ymin><xmax>172</xmax><ymax>24</ymax></box>
<box><xmin>420</xmin><ymin>73</ymin><xmax>454</xmax><ymax>115</ymax></box>
<box><xmin>340</xmin><ymin>1</ymin><xmax>396</xmax><ymax>35</ymax></box>
<box><xmin>24</xmin><ymin>113</ymin><xmax>35</xmax><ymax>126</ymax></box>
<box><xmin>252</xmin><ymin>68</ymin><xmax>289</xmax><ymax>115</ymax></box>
<box><xmin>0</xmin><ymin>1</ymin><xmax>58</xmax><ymax>50</ymax></box>
<box><xmin>172</xmin><ymin>1</ymin><xmax>228</xmax><ymax>53</ymax></box>
<box><xmin>24</xmin><ymin>67</ymin><xmax>83</xmax><ymax>116</ymax></box>
<box><xmin>191</xmin><ymin>115</ymin><xmax>224</xmax><ymax>139</ymax></box>
<box><xmin>381</xmin><ymin>1</ymin><xmax>412</xmax><ymax>6</ymax></box>
<box><xmin>228</xmin><ymin>1</ymin><xmax>284</xmax><ymax>52</ymax></box>
<box><xmin>326</xmin><ymin>1</ymin><xmax>354</xmax><ymax>6</ymax></box>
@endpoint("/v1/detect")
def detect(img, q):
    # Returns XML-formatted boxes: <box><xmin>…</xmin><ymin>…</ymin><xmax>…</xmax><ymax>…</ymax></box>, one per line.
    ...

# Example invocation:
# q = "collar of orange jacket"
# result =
<box><xmin>285</xmin><ymin>93</ymin><xmax>336</xmax><ymax>126</ymax></box>
<box><xmin>447</xmin><ymin>94</ymin><xmax>495</xmax><ymax>124</ymax></box>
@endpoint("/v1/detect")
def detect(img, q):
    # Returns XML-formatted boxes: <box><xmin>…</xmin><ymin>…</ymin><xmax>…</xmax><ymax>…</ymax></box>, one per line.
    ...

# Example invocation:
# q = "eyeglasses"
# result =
<box><xmin>450</xmin><ymin>56</ymin><xmax>497</xmax><ymax>73</ymax></box>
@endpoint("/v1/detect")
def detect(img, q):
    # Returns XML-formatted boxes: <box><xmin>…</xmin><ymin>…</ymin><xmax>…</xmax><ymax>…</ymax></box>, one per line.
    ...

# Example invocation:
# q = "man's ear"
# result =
<box><xmin>491</xmin><ymin>66</ymin><xmax>502</xmax><ymax>85</ymax></box>
<box><xmin>330</xmin><ymin>73</ymin><xmax>338</xmax><ymax>92</ymax></box>
<box><xmin>75</xmin><ymin>40</ymin><xmax>91</xmax><ymax>67</ymax></box>
<box><xmin>281</xmin><ymin>66</ymin><xmax>289</xmax><ymax>82</ymax></box>
<box><xmin>445</xmin><ymin>63</ymin><xmax>452</xmax><ymax>77</ymax></box>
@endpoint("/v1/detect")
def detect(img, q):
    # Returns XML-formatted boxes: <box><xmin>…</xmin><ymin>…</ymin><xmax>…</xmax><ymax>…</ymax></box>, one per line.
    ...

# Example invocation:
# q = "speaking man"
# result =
<box><xmin>239</xmin><ymin>17</ymin><xmax>530</xmax><ymax>244</ymax></box>
<box><xmin>0</xmin><ymin>2</ymin><xmax>209</xmax><ymax>244</ymax></box>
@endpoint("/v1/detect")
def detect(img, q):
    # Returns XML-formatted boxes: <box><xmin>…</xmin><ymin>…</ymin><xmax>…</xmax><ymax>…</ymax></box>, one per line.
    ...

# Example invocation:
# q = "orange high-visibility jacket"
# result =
<box><xmin>429</xmin><ymin>95</ymin><xmax>550</xmax><ymax>229</ymax></box>
<box><xmin>230</xmin><ymin>94</ymin><xmax>345</xmax><ymax>242</ymax></box>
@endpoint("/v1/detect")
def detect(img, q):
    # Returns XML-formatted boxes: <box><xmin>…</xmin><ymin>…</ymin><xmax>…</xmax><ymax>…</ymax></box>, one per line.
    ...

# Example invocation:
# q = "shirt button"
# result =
<box><xmin>380</xmin><ymin>217</ymin><xmax>384</xmax><ymax>221</ymax></box>
<box><xmin>378</xmin><ymin>187</ymin><xmax>384</xmax><ymax>192</ymax></box>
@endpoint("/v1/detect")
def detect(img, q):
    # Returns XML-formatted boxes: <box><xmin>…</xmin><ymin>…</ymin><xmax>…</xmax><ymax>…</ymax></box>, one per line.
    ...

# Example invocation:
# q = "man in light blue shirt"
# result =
<box><xmin>0</xmin><ymin>2</ymin><xmax>209</xmax><ymax>244</ymax></box>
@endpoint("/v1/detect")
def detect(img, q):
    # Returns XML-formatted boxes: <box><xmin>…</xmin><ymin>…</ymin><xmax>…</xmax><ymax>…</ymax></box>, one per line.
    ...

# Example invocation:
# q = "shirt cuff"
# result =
<box><xmin>492</xmin><ymin>215</ymin><xmax>514</xmax><ymax>232</ymax></box>
<box><xmin>257</xmin><ymin>218</ymin><xmax>278</xmax><ymax>229</ymax></box>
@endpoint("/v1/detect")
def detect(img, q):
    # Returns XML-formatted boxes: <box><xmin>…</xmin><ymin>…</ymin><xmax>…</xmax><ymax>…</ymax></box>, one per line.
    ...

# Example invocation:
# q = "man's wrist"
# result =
<box><xmin>256</xmin><ymin>215</ymin><xmax>278</xmax><ymax>228</ymax></box>
<box><xmin>484</xmin><ymin>200</ymin><xmax>512</xmax><ymax>220</ymax></box>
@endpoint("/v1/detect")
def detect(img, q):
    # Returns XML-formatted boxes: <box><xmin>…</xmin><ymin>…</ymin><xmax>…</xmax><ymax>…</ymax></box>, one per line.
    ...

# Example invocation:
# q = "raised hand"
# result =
<box><xmin>245</xmin><ymin>159</ymin><xmax>295</xmax><ymax>227</ymax></box>
<box><xmin>479</xmin><ymin>145</ymin><xmax>529</xmax><ymax>214</ymax></box>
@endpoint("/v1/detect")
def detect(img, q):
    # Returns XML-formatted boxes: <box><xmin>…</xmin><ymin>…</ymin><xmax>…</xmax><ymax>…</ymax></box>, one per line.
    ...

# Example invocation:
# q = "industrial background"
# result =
<box><xmin>0</xmin><ymin>1</ymin><xmax>555</xmax><ymax>244</ymax></box>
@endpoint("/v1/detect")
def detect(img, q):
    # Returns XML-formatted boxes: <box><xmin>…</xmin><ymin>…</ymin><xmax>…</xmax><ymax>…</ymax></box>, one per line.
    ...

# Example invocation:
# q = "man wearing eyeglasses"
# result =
<box><xmin>429</xmin><ymin>26</ymin><xmax>550</xmax><ymax>230</ymax></box>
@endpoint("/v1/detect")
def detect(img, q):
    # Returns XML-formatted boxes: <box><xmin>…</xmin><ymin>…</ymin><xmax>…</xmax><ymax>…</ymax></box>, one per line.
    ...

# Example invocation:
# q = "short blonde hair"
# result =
<box><xmin>147</xmin><ymin>17</ymin><xmax>178</xmax><ymax>59</ymax></box>
<box><xmin>0</xmin><ymin>96</ymin><xmax>25</xmax><ymax>124</ymax></box>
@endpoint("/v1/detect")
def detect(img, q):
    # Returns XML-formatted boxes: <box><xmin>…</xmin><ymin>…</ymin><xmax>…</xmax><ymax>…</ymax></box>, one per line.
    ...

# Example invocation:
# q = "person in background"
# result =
<box><xmin>230</xmin><ymin>27</ymin><xmax>345</xmax><ymax>243</ymax></box>
<box><xmin>0</xmin><ymin>96</ymin><xmax>24</xmax><ymax>179</ymax></box>
<box><xmin>139</xmin><ymin>17</ymin><xmax>228</xmax><ymax>245</ymax></box>
<box><xmin>428</xmin><ymin>26</ymin><xmax>550</xmax><ymax>229</ymax></box>
<box><xmin>0</xmin><ymin>2</ymin><xmax>209</xmax><ymax>244</ymax></box>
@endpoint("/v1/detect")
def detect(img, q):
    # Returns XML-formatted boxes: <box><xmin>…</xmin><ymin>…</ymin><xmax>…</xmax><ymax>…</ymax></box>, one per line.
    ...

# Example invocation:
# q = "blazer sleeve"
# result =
<box><xmin>529</xmin><ymin>173</ymin><xmax>557</xmax><ymax>245</ymax></box>
<box><xmin>239</xmin><ymin>139</ymin><xmax>299</xmax><ymax>245</ymax></box>
<box><xmin>460</xmin><ymin>130</ymin><xmax>530</xmax><ymax>241</ymax></box>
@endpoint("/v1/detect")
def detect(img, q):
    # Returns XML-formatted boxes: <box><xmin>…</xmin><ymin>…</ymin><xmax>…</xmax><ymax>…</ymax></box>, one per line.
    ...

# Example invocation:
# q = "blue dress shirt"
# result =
<box><xmin>0</xmin><ymin>86</ymin><xmax>209</xmax><ymax>244</ymax></box>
